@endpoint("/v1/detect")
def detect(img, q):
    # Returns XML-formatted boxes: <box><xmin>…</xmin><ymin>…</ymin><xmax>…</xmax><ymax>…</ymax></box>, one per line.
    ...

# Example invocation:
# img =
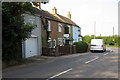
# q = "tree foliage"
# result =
<box><xmin>83</xmin><ymin>35</ymin><xmax>120</xmax><ymax>47</ymax></box>
<box><xmin>2</xmin><ymin>2</ymin><xmax>37</xmax><ymax>62</ymax></box>
<box><xmin>82</xmin><ymin>35</ymin><xmax>91</xmax><ymax>44</ymax></box>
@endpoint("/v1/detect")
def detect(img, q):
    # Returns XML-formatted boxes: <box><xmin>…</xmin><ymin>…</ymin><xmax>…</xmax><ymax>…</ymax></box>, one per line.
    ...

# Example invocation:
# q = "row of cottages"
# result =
<box><xmin>22</xmin><ymin>5</ymin><xmax>82</xmax><ymax>58</ymax></box>
<box><xmin>41</xmin><ymin>7</ymin><xmax>82</xmax><ymax>48</ymax></box>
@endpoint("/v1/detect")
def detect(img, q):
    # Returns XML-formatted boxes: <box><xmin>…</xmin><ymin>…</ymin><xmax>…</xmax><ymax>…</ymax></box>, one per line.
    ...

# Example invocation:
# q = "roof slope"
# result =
<box><xmin>34</xmin><ymin>8</ymin><xmax>80</xmax><ymax>28</ymax></box>
<box><xmin>34</xmin><ymin>8</ymin><xmax>62</xmax><ymax>22</ymax></box>
<box><xmin>54</xmin><ymin>14</ymin><xmax>79</xmax><ymax>27</ymax></box>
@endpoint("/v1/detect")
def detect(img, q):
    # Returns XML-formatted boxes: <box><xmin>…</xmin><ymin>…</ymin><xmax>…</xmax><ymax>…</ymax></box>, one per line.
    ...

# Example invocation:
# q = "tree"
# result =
<box><xmin>91</xmin><ymin>35</ymin><xmax>95</xmax><ymax>39</ymax></box>
<box><xmin>118</xmin><ymin>36</ymin><xmax>120</xmax><ymax>47</ymax></box>
<box><xmin>83</xmin><ymin>35</ymin><xmax>91</xmax><ymax>44</ymax></box>
<box><xmin>2</xmin><ymin>2</ymin><xmax>37</xmax><ymax>62</ymax></box>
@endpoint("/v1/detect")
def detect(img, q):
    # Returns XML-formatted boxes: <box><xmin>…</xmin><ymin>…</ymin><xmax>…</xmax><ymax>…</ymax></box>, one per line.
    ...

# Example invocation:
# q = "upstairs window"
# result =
<box><xmin>64</xmin><ymin>25</ymin><xmax>70</xmax><ymax>34</ymax></box>
<box><xmin>64</xmin><ymin>27</ymin><xmax>69</xmax><ymax>34</ymax></box>
<box><xmin>47</xmin><ymin>21</ymin><xmax>51</xmax><ymax>31</ymax></box>
<box><xmin>58</xmin><ymin>23</ymin><xmax>62</xmax><ymax>32</ymax></box>
<box><xmin>78</xmin><ymin>29</ymin><xmax>80</xmax><ymax>32</ymax></box>
<box><xmin>29</xmin><ymin>16</ymin><xmax>36</xmax><ymax>24</ymax></box>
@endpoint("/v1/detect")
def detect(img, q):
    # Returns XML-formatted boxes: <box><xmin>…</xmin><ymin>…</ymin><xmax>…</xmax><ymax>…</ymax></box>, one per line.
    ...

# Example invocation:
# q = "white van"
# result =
<box><xmin>90</xmin><ymin>39</ymin><xmax>106</xmax><ymax>52</ymax></box>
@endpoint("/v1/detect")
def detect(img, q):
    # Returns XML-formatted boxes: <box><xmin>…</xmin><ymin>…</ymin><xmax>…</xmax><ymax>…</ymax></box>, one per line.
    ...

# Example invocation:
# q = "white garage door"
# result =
<box><xmin>25</xmin><ymin>37</ymin><xmax>38</xmax><ymax>58</ymax></box>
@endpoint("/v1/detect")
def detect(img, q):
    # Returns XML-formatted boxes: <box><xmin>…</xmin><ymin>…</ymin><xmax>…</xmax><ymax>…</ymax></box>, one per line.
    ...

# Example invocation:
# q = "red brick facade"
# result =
<box><xmin>41</xmin><ymin>19</ymin><xmax>66</xmax><ymax>48</ymax></box>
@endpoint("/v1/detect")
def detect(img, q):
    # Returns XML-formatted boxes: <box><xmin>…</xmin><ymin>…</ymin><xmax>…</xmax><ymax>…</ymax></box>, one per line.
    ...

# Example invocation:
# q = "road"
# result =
<box><xmin>2</xmin><ymin>49</ymin><xmax>118</xmax><ymax>79</ymax></box>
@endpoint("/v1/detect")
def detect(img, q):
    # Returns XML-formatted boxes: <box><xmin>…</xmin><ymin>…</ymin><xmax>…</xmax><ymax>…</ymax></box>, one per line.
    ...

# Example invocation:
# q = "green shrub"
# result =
<box><xmin>73</xmin><ymin>41</ymin><xmax>88</xmax><ymax>53</ymax></box>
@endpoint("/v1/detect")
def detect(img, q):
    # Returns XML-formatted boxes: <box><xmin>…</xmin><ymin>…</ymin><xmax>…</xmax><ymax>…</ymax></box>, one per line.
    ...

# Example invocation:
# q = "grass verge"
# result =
<box><xmin>2</xmin><ymin>59</ymin><xmax>36</xmax><ymax>69</ymax></box>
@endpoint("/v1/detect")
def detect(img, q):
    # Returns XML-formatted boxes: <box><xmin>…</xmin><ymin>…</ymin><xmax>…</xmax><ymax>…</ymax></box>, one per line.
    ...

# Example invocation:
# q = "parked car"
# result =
<box><xmin>90</xmin><ymin>39</ymin><xmax>106</xmax><ymax>52</ymax></box>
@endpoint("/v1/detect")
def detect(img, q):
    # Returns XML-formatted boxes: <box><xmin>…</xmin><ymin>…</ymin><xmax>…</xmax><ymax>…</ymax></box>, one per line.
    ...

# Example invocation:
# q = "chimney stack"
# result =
<box><xmin>67</xmin><ymin>12</ymin><xmax>71</xmax><ymax>19</ymax></box>
<box><xmin>52</xmin><ymin>7</ymin><xmax>57</xmax><ymax>14</ymax></box>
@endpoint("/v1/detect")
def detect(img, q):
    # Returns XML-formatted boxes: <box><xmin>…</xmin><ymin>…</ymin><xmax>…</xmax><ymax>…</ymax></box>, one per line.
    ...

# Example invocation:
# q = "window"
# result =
<box><xmin>64</xmin><ymin>27</ymin><xmax>69</xmax><ymax>34</ymax></box>
<box><xmin>58</xmin><ymin>38</ymin><xmax>63</xmax><ymax>46</ymax></box>
<box><xmin>48</xmin><ymin>21</ymin><xmax>51</xmax><ymax>31</ymax></box>
<box><xmin>64</xmin><ymin>25</ymin><xmax>70</xmax><ymax>34</ymax></box>
<box><xmin>29</xmin><ymin>16</ymin><xmax>36</xmax><ymax>24</ymax></box>
<box><xmin>58</xmin><ymin>23</ymin><xmax>62</xmax><ymax>32</ymax></box>
<box><xmin>48</xmin><ymin>38</ymin><xmax>52</xmax><ymax>48</ymax></box>
<box><xmin>53</xmin><ymin>39</ymin><xmax>56</xmax><ymax>48</ymax></box>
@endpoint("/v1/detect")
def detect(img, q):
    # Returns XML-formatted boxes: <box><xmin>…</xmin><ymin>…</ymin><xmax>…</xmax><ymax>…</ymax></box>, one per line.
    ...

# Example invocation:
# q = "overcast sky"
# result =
<box><xmin>41</xmin><ymin>0</ymin><xmax>119</xmax><ymax>36</ymax></box>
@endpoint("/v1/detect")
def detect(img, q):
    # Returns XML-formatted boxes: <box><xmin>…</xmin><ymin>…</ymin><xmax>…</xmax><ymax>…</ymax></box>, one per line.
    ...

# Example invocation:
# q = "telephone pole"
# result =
<box><xmin>113</xmin><ymin>27</ymin><xmax>114</xmax><ymax>36</ymax></box>
<box><xmin>94</xmin><ymin>21</ymin><xmax>96</xmax><ymax>39</ymax></box>
<box><xmin>113</xmin><ymin>27</ymin><xmax>115</xmax><ymax>42</ymax></box>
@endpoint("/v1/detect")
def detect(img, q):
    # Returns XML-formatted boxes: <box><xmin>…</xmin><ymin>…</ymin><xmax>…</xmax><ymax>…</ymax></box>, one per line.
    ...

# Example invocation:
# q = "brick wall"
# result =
<box><xmin>41</xmin><ymin>18</ymin><xmax>65</xmax><ymax>48</ymax></box>
<box><xmin>50</xmin><ymin>20</ymin><xmax>65</xmax><ymax>45</ymax></box>
<box><xmin>42</xmin><ymin>45</ymin><xmax>76</xmax><ymax>56</ymax></box>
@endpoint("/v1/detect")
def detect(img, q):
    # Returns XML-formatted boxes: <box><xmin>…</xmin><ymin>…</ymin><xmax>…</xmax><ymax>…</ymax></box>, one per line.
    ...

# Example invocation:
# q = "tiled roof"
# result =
<box><xmin>34</xmin><ymin>7</ymin><xmax>80</xmax><ymax>28</ymax></box>
<box><xmin>34</xmin><ymin>8</ymin><xmax>62</xmax><ymax>22</ymax></box>
<box><xmin>54</xmin><ymin>14</ymin><xmax>79</xmax><ymax>27</ymax></box>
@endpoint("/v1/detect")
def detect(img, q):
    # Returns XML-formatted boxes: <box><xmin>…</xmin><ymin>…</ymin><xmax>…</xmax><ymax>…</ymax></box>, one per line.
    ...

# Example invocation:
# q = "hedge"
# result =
<box><xmin>73</xmin><ymin>41</ymin><xmax>88</xmax><ymax>53</ymax></box>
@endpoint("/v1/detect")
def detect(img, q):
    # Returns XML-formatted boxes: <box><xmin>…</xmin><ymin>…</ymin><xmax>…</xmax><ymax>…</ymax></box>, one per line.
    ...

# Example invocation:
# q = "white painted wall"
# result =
<box><xmin>22</xmin><ymin>13</ymin><xmax>42</xmax><ymax>58</ymax></box>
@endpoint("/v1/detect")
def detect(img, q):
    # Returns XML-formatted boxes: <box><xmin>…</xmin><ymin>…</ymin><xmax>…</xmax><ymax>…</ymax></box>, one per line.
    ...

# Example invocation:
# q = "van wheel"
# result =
<box><xmin>90</xmin><ymin>50</ymin><xmax>94</xmax><ymax>53</ymax></box>
<box><xmin>104</xmin><ymin>49</ymin><xmax>106</xmax><ymax>52</ymax></box>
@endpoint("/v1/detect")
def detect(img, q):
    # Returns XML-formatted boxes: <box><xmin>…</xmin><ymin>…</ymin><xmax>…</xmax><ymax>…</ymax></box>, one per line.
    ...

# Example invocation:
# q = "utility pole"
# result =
<box><xmin>113</xmin><ymin>27</ymin><xmax>114</xmax><ymax>36</ymax></box>
<box><xmin>94</xmin><ymin>21</ymin><xmax>96</xmax><ymax>39</ymax></box>
<box><xmin>113</xmin><ymin>27</ymin><xmax>115</xmax><ymax>42</ymax></box>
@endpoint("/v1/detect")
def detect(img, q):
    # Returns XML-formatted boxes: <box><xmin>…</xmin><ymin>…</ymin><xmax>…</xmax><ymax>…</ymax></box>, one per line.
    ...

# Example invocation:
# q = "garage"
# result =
<box><xmin>23</xmin><ymin>14</ymin><xmax>42</xmax><ymax>58</ymax></box>
<box><xmin>25</xmin><ymin>36</ymin><xmax>38</xmax><ymax>58</ymax></box>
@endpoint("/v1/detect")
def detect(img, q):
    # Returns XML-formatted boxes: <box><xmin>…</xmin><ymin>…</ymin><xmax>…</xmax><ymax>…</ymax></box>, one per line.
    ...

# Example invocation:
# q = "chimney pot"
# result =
<box><xmin>52</xmin><ymin>7</ymin><xmax>57</xmax><ymax>14</ymax></box>
<box><xmin>67</xmin><ymin>11</ymin><xmax>71</xmax><ymax>19</ymax></box>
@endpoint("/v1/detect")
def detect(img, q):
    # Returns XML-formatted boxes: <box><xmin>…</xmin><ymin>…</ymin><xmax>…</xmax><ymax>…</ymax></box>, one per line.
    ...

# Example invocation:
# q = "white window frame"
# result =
<box><xmin>48</xmin><ymin>38</ymin><xmax>52</xmax><ymax>48</ymax></box>
<box><xmin>68</xmin><ymin>25</ymin><xmax>71</xmax><ymax>33</ymax></box>
<box><xmin>48</xmin><ymin>21</ymin><xmax>51</xmax><ymax>31</ymax></box>
<box><xmin>58</xmin><ymin>23</ymin><xmax>62</xmax><ymax>32</ymax></box>
<box><xmin>53</xmin><ymin>39</ymin><xmax>56</xmax><ymax>48</ymax></box>
<box><xmin>58</xmin><ymin>38</ymin><xmax>63</xmax><ymax>46</ymax></box>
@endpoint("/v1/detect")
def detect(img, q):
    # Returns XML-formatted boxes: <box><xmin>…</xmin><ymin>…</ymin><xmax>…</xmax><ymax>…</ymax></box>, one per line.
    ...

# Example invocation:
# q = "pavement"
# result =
<box><xmin>3</xmin><ymin>53</ymin><xmax>90</xmax><ymax>72</ymax></box>
<box><xmin>3</xmin><ymin>56</ymin><xmax>56</xmax><ymax>72</ymax></box>
<box><xmin>2</xmin><ymin>49</ymin><xmax>118</xmax><ymax>79</ymax></box>
<box><xmin>106</xmin><ymin>47</ymin><xmax>119</xmax><ymax>53</ymax></box>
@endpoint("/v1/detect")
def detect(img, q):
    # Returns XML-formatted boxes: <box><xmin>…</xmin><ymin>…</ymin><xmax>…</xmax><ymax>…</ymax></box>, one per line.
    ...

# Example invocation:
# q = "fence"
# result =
<box><xmin>42</xmin><ymin>45</ymin><xmax>76</xmax><ymax>56</ymax></box>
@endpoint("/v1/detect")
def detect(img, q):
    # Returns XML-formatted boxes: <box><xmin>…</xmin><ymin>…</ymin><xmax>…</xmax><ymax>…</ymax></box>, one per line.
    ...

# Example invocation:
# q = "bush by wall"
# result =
<box><xmin>73</xmin><ymin>41</ymin><xmax>88</xmax><ymax>53</ymax></box>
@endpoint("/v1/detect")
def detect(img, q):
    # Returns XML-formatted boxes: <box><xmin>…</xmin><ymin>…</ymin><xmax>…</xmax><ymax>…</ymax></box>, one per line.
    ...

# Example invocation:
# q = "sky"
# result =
<box><xmin>41</xmin><ymin>0</ymin><xmax>119</xmax><ymax>36</ymax></box>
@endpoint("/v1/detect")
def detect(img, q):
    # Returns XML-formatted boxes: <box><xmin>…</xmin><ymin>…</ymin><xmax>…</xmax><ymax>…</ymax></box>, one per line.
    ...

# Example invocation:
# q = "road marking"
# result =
<box><xmin>46</xmin><ymin>68</ymin><xmax>72</xmax><ymax>80</ymax></box>
<box><xmin>104</xmin><ymin>52</ymin><xmax>109</xmax><ymax>55</ymax></box>
<box><xmin>85</xmin><ymin>57</ymin><xmax>99</xmax><ymax>64</ymax></box>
